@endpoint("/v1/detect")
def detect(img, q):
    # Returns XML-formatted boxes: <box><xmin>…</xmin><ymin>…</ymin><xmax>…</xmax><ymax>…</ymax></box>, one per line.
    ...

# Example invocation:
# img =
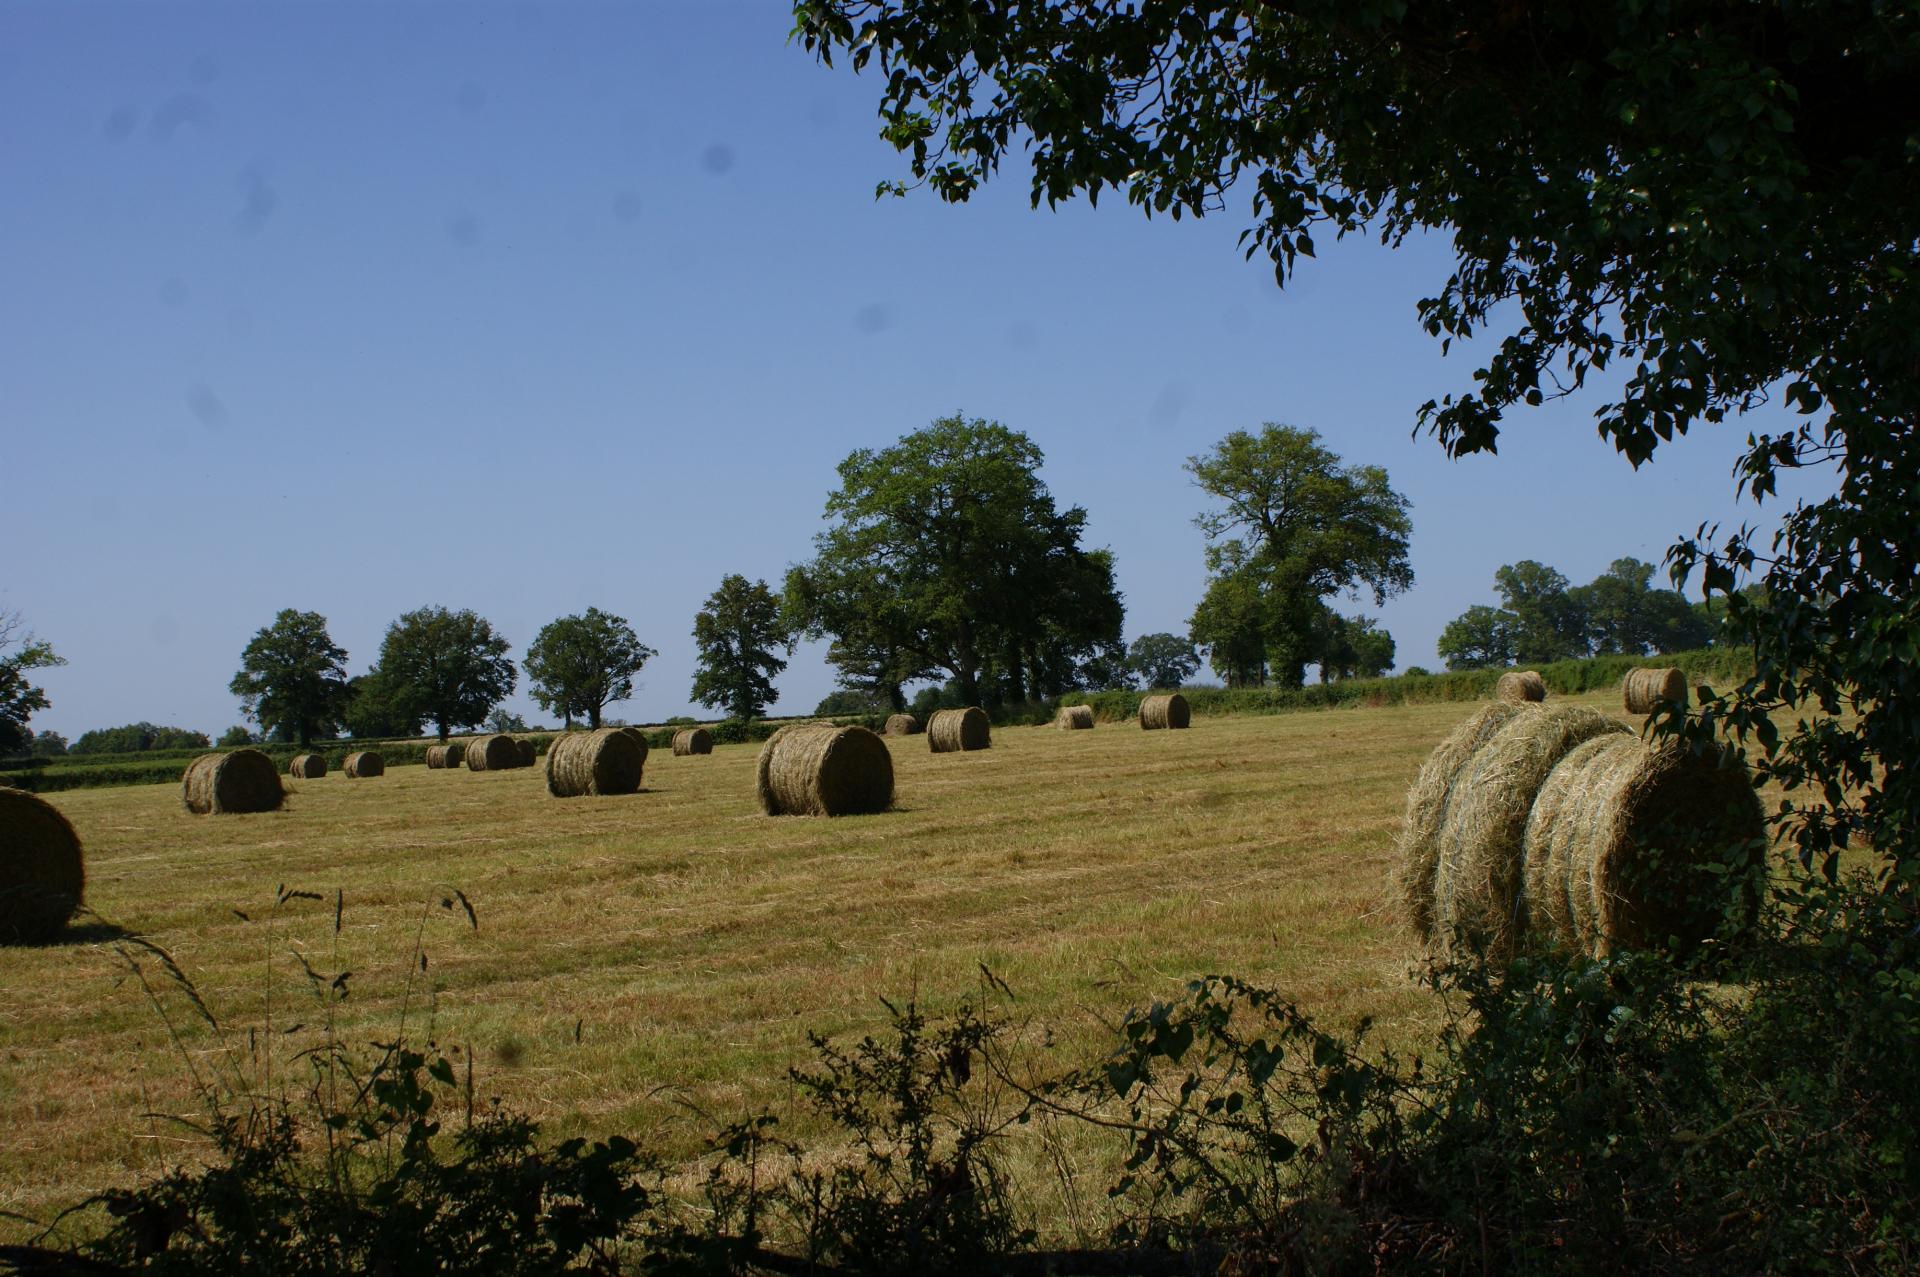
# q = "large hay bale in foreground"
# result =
<box><xmin>465</xmin><ymin>734</ymin><xmax>517</xmax><ymax>771</ymax></box>
<box><xmin>1054</xmin><ymin>704</ymin><xmax>1095</xmax><ymax>730</ymax></box>
<box><xmin>1495</xmin><ymin>670</ymin><xmax>1547</xmax><ymax>704</ymax></box>
<box><xmin>343</xmin><ymin>751</ymin><xmax>384</xmax><ymax>779</ymax></box>
<box><xmin>288</xmin><ymin>753</ymin><xmax>327</xmax><ymax>779</ymax></box>
<box><xmin>546</xmin><ymin>728</ymin><xmax>645</xmax><ymax>797</ymax></box>
<box><xmin>883</xmin><ymin>713</ymin><xmax>921</xmax><ymax>737</ymax></box>
<box><xmin>1139</xmin><ymin>693</ymin><xmax>1190</xmax><ymax>730</ymax></box>
<box><xmin>756</xmin><ymin>724</ymin><xmax>894</xmax><ymax>816</ymax></box>
<box><xmin>514</xmin><ymin>738</ymin><xmax>537</xmax><ymax>768</ymax></box>
<box><xmin>1622</xmin><ymin>666</ymin><xmax>1688</xmax><ymax>715</ymax></box>
<box><xmin>182</xmin><ymin>749</ymin><xmax>284</xmax><ymax>815</ymax></box>
<box><xmin>672</xmin><ymin>727</ymin><xmax>713</xmax><ymax>756</ymax></box>
<box><xmin>1395</xmin><ymin>702</ymin><xmax>1527</xmax><ymax>939</ymax></box>
<box><xmin>0</xmin><ymin>788</ymin><xmax>85</xmax><ymax>944</ymax></box>
<box><xmin>927</xmin><ymin>707</ymin><xmax>991</xmax><ymax>753</ymax></box>
<box><xmin>1524</xmin><ymin>734</ymin><xmax>1765</xmax><ymax>956</ymax></box>
<box><xmin>1428</xmin><ymin>705</ymin><xmax>1630</xmax><ymax>955</ymax></box>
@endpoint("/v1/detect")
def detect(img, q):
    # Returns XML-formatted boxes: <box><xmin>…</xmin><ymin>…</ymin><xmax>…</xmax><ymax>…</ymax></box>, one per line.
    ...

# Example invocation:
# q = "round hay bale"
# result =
<box><xmin>1622</xmin><ymin>666</ymin><xmax>1688</xmax><ymax>715</ymax></box>
<box><xmin>1395</xmin><ymin>703</ymin><xmax>1528</xmax><ymax>940</ymax></box>
<box><xmin>1495</xmin><ymin>670</ymin><xmax>1547</xmax><ymax>704</ymax></box>
<box><xmin>672</xmin><ymin>727</ymin><xmax>713</xmax><ymax>756</ymax></box>
<box><xmin>1429</xmin><ymin>705</ymin><xmax>1630</xmax><ymax>956</ymax></box>
<box><xmin>182</xmin><ymin>749</ymin><xmax>284</xmax><ymax>815</ymax></box>
<box><xmin>883</xmin><ymin>713</ymin><xmax>922</xmax><ymax>737</ymax></box>
<box><xmin>514</xmin><ymin>737</ymin><xmax>537</xmax><ymax>768</ymax></box>
<box><xmin>343</xmin><ymin>751</ymin><xmax>384</xmax><ymax>779</ymax></box>
<box><xmin>756</xmin><ymin>724</ymin><xmax>894</xmax><ymax>816</ymax></box>
<box><xmin>1054</xmin><ymin>704</ymin><xmax>1095</xmax><ymax>730</ymax></box>
<box><xmin>0</xmin><ymin>788</ymin><xmax>85</xmax><ymax>945</ymax></box>
<box><xmin>425</xmin><ymin>745</ymin><xmax>450</xmax><ymax>769</ymax></box>
<box><xmin>927</xmin><ymin>706</ymin><xmax>991</xmax><ymax>753</ymax></box>
<box><xmin>464</xmin><ymin>734</ymin><xmax>517</xmax><ymax>771</ymax></box>
<box><xmin>546</xmin><ymin>728</ymin><xmax>645</xmax><ymax>797</ymax></box>
<box><xmin>288</xmin><ymin>753</ymin><xmax>327</xmax><ymax>779</ymax></box>
<box><xmin>1139</xmin><ymin>693</ymin><xmax>1190</xmax><ymax>730</ymax></box>
<box><xmin>1525</xmin><ymin>734</ymin><xmax>1765</xmax><ymax>956</ymax></box>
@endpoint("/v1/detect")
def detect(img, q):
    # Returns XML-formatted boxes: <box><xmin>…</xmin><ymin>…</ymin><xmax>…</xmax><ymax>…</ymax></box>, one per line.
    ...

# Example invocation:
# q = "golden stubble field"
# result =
<box><xmin>1</xmin><ymin>693</ymin><xmax>1675</xmax><ymax>1234</ymax></box>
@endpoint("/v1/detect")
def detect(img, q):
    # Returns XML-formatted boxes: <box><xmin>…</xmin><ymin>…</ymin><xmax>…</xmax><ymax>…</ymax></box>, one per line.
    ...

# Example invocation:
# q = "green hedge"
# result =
<box><xmin>1057</xmin><ymin>648</ymin><xmax>1753</xmax><ymax>724</ymax></box>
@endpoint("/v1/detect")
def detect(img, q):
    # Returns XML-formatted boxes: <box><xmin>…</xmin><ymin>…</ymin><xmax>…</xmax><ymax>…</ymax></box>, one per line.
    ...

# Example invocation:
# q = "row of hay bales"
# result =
<box><xmin>1496</xmin><ymin>665</ymin><xmax>1691</xmax><ymax>715</ymax></box>
<box><xmin>1397</xmin><ymin>701</ymin><xmax>1765</xmax><ymax>958</ymax></box>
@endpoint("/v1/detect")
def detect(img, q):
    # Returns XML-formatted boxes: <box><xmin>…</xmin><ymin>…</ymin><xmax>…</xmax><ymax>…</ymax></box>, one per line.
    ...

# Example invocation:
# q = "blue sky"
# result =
<box><xmin>5</xmin><ymin>2</ymin><xmax>1828</xmax><ymax>739</ymax></box>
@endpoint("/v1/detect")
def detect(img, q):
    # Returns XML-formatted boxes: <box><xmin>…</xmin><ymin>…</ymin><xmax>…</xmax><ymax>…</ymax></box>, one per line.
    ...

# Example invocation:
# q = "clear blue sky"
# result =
<box><xmin>4</xmin><ymin>2</ymin><xmax>1828</xmax><ymax>740</ymax></box>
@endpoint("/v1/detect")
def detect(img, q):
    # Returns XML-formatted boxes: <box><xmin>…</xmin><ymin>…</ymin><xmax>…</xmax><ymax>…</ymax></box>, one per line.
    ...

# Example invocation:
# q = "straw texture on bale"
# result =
<box><xmin>1622</xmin><ymin>666</ymin><xmax>1688</xmax><ymax>715</ymax></box>
<box><xmin>546</xmin><ymin>728</ymin><xmax>645</xmax><ymax>797</ymax></box>
<box><xmin>425</xmin><ymin>745</ymin><xmax>452</xmax><ymax>769</ymax></box>
<box><xmin>927</xmin><ymin>706</ymin><xmax>991</xmax><ymax>753</ymax></box>
<box><xmin>1524</xmin><ymin>734</ymin><xmax>1765</xmax><ymax>955</ymax></box>
<box><xmin>1495</xmin><ymin>670</ymin><xmax>1547</xmax><ymax>704</ymax></box>
<box><xmin>343</xmin><ymin>751</ymin><xmax>384</xmax><ymax>779</ymax></box>
<box><xmin>288</xmin><ymin>753</ymin><xmax>327</xmax><ymax>779</ymax></box>
<box><xmin>883</xmin><ymin>713</ymin><xmax>921</xmax><ymax>737</ymax></box>
<box><xmin>1394</xmin><ymin>702</ymin><xmax>1527</xmax><ymax>940</ymax></box>
<box><xmin>756</xmin><ymin>724</ymin><xmax>894</xmax><ymax>816</ymax></box>
<box><xmin>0</xmin><ymin>788</ymin><xmax>85</xmax><ymax>944</ymax></box>
<box><xmin>182</xmin><ymin>749</ymin><xmax>284</xmax><ymax>815</ymax></box>
<box><xmin>1054</xmin><ymin>704</ymin><xmax>1095</xmax><ymax>730</ymax></box>
<box><xmin>615</xmin><ymin>728</ymin><xmax>651</xmax><ymax>767</ymax></box>
<box><xmin>672</xmin><ymin>727</ymin><xmax>713</xmax><ymax>756</ymax></box>
<box><xmin>514</xmin><ymin>738</ymin><xmax>537</xmax><ymax>768</ymax></box>
<box><xmin>1139</xmin><ymin>693</ymin><xmax>1191</xmax><ymax>730</ymax></box>
<box><xmin>464</xmin><ymin>734</ymin><xmax>517</xmax><ymax>771</ymax></box>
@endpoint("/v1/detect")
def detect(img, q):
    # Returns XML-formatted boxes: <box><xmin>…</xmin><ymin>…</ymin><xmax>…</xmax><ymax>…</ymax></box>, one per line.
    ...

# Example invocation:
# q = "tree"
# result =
<box><xmin>524</xmin><ymin>608</ymin><xmax>656</xmax><ymax>729</ymax></box>
<box><xmin>29</xmin><ymin>730</ymin><xmax>67</xmax><ymax>758</ymax></box>
<box><xmin>70</xmin><ymin>723</ymin><xmax>211</xmax><ymax>754</ymax></box>
<box><xmin>227</xmin><ymin>609</ymin><xmax>350</xmax><ymax>746</ymax></box>
<box><xmin>692</xmin><ymin>576</ymin><xmax>791</xmax><ymax>722</ymax></box>
<box><xmin>793</xmin><ymin>1</ymin><xmax>1920</xmax><ymax>895</ymax></box>
<box><xmin>786</xmin><ymin>415</ymin><xmax>1126</xmax><ymax>707</ymax></box>
<box><xmin>218</xmin><ymin>725</ymin><xmax>257</xmax><ymax>747</ymax></box>
<box><xmin>1185</xmin><ymin>425</ymin><xmax>1412</xmax><ymax>688</ymax></box>
<box><xmin>1492</xmin><ymin>562</ymin><xmax>1588</xmax><ymax>665</ymax></box>
<box><xmin>1126</xmin><ymin>633</ymin><xmax>1201</xmax><ymax>691</ymax></box>
<box><xmin>1576</xmin><ymin>558</ymin><xmax>1713</xmax><ymax>656</ymax></box>
<box><xmin>1312</xmin><ymin>613</ymin><xmax>1395</xmax><ymax>682</ymax></box>
<box><xmin>485</xmin><ymin>708</ymin><xmax>528</xmax><ymax>734</ymax></box>
<box><xmin>0</xmin><ymin>608</ymin><xmax>65</xmax><ymax>755</ymax></box>
<box><xmin>815</xmin><ymin>689</ymin><xmax>885</xmax><ymax>717</ymax></box>
<box><xmin>375</xmin><ymin>607</ymin><xmax>516</xmax><ymax>741</ymax></box>
<box><xmin>1436</xmin><ymin>605</ymin><xmax>1518</xmax><ymax>672</ymax></box>
<box><xmin>342</xmin><ymin>672</ymin><xmax>423</xmax><ymax>740</ymax></box>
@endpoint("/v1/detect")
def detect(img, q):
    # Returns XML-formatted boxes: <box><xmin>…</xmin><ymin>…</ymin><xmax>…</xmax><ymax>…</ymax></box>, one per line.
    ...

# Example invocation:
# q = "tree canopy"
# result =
<box><xmin>228</xmin><ymin>609</ymin><xmax>350</xmax><ymax>746</ymax></box>
<box><xmin>0</xmin><ymin>609</ymin><xmax>64</xmax><ymax>755</ymax></box>
<box><xmin>524</xmin><ymin>608</ymin><xmax>656</xmax><ymax>729</ymax></box>
<box><xmin>374</xmin><ymin>607</ymin><xmax>517</xmax><ymax>741</ymax></box>
<box><xmin>70</xmin><ymin>722</ymin><xmax>211</xmax><ymax>755</ymax></box>
<box><xmin>1125</xmin><ymin>633</ymin><xmax>1201</xmax><ymax>691</ymax></box>
<box><xmin>1438</xmin><ymin>557</ymin><xmax>1713</xmax><ymax>670</ymax></box>
<box><xmin>691</xmin><ymin>575</ymin><xmax>791</xmax><ymax>722</ymax></box>
<box><xmin>787</xmin><ymin>415</ymin><xmax>1125</xmax><ymax>708</ymax></box>
<box><xmin>1185</xmin><ymin>425</ymin><xmax>1410</xmax><ymax>688</ymax></box>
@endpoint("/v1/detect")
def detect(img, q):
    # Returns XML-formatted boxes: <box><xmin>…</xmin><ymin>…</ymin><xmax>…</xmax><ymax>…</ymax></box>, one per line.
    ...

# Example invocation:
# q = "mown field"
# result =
<box><xmin>0</xmin><ymin>692</ymin><xmax>1737</xmax><ymax>1239</ymax></box>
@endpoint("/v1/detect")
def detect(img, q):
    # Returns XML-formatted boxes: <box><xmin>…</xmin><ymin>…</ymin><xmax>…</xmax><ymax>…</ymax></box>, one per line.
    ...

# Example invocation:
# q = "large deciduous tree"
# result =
<box><xmin>524</xmin><ymin>608</ymin><xmax>656</xmax><ymax>729</ymax></box>
<box><xmin>787</xmin><ymin>415</ymin><xmax>1126</xmax><ymax>707</ymax></box>
<box><xmin>1185</xmin><ymin>425</ymin><xmax>1411</xmax><ymax>688</ymax></box>
<box><xmin>228</xmin><ymin>609</ymin><xmax>350</xmax><ymax>746</ymax></box>
<box><xmin>691</xmin><ymin>575</ymin><xmax>791</xmax><ymax>722</ymax></box>
<box><xmin>0</xmin><ymin>608</ymin><xmax>64</xmax><ymax>755</ymax></box>
<box><xmin>1438</xmin><ymin>557</ymin><xmax>1712</xmax><ymax>670</ymax></box>
<box><xmin>375</xmin><ymin>607</ymin><xmax>516</xmax><ymax>741</ymax></box>
<box><xmin>1125</xmin><ymin>632</ymin><xmax>1201</xmax><ymax>691</ymax></box>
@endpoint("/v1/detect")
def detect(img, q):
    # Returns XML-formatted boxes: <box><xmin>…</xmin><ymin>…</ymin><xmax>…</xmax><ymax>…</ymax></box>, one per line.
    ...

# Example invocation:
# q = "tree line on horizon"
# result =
<box><xmin>4</xmin><ymin>417</ymin><xmax>1728</xmax><ymax>756</ymax></box>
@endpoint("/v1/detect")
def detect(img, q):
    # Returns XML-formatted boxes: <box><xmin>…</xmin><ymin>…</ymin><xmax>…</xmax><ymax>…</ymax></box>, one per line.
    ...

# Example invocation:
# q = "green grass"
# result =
<box><xmin>0</xmin><ymin>691</ymin><xmax>1772</xmax><ymax>1238</ymax></box>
